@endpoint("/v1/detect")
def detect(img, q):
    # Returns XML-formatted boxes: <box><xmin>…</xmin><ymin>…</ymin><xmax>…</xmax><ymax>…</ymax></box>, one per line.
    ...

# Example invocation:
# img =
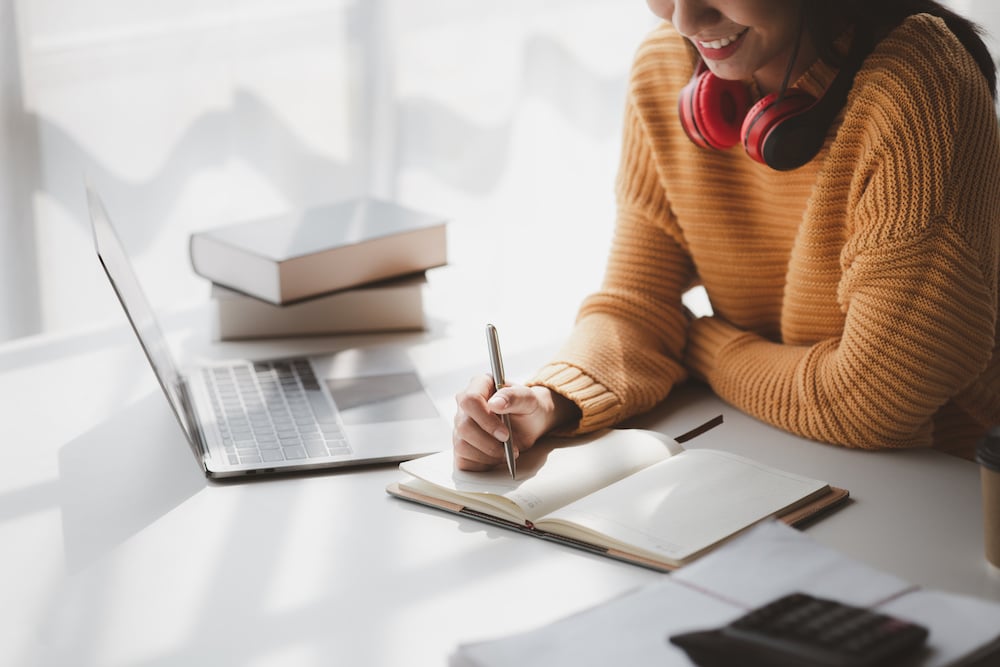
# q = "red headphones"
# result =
<box><xmin>678</xmin><ymin>62</ymin><xmax>835</xmax><ymax>171</ymax></box>
<box><xmin>678</xmin><ymin>29</ymin><xmax>870</xmax><ymax>172</ymax></box>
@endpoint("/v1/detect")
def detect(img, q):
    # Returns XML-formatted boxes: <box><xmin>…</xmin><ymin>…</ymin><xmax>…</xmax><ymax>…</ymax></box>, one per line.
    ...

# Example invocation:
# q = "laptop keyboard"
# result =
<box><xmin>203</xmin><ymin>359</ymin><xmax>351</xmax><ymax>467</ymax></box>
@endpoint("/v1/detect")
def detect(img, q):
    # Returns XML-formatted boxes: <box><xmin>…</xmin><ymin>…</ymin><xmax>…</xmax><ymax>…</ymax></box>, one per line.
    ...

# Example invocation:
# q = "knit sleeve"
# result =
<box><xmin>531</xmin><ymin>42</ymin><xmax>696</xmax><ymax>433</ymax></box>
<box><xmin>685</xmin><ymin>16</ymin><xmax>1000</xmax><ymax>449</ymax></box>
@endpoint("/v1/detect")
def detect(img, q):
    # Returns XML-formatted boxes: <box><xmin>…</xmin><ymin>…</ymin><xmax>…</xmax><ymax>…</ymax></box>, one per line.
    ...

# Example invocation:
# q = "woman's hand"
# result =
<box><xmin>452</xmin><ymin>375</ymin><xmax>578</xmax><ymax>471</ymax></box>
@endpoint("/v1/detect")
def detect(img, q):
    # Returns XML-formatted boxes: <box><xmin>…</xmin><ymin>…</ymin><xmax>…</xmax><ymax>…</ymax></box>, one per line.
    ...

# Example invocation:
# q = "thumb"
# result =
<box><xmin>487</xmin><ymin>384</ymin><xmax>536</xmax><ymax>415</ymax></box>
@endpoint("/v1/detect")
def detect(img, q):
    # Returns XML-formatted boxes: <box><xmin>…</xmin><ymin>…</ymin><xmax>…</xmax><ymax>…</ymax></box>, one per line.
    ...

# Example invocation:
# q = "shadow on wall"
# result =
<box><xmin>6</xmin><ymin>4</ymin><xmax>634</xmax><ymax>342</ymax></box>
<box><xmin>50</xmin><ymin>33</ymin><xmax>629</xmax><ymax>248</ymax></box>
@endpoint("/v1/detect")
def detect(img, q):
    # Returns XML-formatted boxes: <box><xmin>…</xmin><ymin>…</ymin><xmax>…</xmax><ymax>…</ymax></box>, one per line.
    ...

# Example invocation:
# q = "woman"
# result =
<box><xmin>454</xmin><ymin>0</ymin><xmax>1000</xmax><ymax>470</ymax></box>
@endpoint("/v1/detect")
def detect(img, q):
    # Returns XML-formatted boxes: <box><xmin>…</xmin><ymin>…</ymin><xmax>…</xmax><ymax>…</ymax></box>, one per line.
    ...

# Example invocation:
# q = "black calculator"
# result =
<box><xmin>669</xmin><ymin>592</ymin><xmax>929</xmax><ymax>667</ymax></box>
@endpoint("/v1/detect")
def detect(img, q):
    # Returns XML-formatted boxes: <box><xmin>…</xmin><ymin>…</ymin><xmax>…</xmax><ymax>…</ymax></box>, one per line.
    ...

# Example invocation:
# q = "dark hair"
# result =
<box><xmin>803</xmin><ymin>0</ymin><xmax>997</xmax><ymax>99</ymax></box>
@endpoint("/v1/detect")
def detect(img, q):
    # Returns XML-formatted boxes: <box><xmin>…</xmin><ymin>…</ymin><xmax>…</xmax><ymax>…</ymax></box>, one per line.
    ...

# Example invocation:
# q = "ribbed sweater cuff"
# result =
<box><xmin>529</xmin><ymin>362</ymin><xmax>622</xmax><ymax>435</ymax></box>
<box><xmin>685</xmin><ymin>316</ymin><xmax>745</xmax><ymax>382</ymax></box>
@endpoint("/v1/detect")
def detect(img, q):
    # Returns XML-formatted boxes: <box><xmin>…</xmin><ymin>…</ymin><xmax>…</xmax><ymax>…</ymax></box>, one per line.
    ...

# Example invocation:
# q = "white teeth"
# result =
<box><xmin>700</xmin><ymin>30</ymin><xmax>744</xmax><ymax>49</ymax></box>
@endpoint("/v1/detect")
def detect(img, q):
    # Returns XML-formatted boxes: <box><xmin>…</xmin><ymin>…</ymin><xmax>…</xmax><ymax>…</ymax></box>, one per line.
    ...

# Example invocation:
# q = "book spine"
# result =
<box><xmin>190</xmin><ymin>234</ymin><xmax>282</xmax><ymax>304</ymax></box>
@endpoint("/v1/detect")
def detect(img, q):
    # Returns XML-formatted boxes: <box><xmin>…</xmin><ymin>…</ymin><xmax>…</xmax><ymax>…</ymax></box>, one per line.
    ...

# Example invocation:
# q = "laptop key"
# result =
<box><xmin>261</xmin><ymin>450</ymin><xmax>284</xmax><ymax>462</ymax></box>
<box><xmin>305</xmin><ymin>443</ymin><xmax>328</xmax><ymax>458</ymax></box>
<box><xmin>327</xmin><ymin>441</ymin><xmax>351</xmax><ymax>455</ymax></box>
<box><xmin>282</xmin><ymin>445</ymin><xmax>307</xmax><ymax>459</ymax></box>
<box><xmin>306</xmin><ymin>390</ymin><xmax>336</xmax><ymax>420</ymax></box>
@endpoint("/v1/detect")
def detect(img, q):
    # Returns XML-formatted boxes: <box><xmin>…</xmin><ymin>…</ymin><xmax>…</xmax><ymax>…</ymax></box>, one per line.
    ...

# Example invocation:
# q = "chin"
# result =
<box><xmin>705</xmin><ymin>62</ymin><xmax>752</xmax><ymax>82</ymax></box>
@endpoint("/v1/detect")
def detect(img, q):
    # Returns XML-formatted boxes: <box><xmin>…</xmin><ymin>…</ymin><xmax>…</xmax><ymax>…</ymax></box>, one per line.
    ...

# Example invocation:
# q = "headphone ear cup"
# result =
<box><xmin>679</xmin><ymin>70</ymin><xmax>751</xmax><ymax>150</ymax></box>
<box><xmin>741</xmin><ymin>89</ymin><xmax>818</xmax><ymax>169</ymax></box>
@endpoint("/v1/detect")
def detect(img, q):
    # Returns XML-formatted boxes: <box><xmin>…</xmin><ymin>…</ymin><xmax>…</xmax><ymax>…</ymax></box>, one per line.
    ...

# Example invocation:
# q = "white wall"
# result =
<box><xmin>1</xmin><ymin>0</ymin><xmax>41</xmax><ymax>339</ymax></box>
<box><xmin>951</xmin><ymin>0</ymin><xmax>1000</xmax><ymax>58</ymax></box>
<box><xmin>0</xmin><ymin>0</ymin><xmax>656</xmax><ymax>342</ymax></box>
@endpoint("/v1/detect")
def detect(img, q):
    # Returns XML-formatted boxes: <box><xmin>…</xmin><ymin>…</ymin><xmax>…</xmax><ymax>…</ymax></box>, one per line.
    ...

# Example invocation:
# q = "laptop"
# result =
<box><xmin>88</xmin><ymin>185</ymin><xmax>449</xmax><ymax>478</ymax></box>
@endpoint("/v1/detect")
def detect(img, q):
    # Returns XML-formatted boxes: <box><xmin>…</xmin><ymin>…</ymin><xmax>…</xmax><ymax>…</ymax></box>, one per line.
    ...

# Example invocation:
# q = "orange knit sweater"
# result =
<box><xmin>532</xmin><ymin>14</ymin><xmax>1000</xmax><ymax>458</ymax></box>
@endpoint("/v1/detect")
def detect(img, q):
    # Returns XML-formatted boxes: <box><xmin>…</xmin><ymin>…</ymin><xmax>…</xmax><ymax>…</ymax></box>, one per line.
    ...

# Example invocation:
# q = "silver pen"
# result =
<box><xmin>486</xmin><ymin>323</ymin><xmax>516</xmax><ymax>480</ymax></box>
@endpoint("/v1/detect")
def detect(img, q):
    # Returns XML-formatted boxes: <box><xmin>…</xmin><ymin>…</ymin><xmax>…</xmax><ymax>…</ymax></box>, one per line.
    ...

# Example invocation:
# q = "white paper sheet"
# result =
<box><xmin>450</xmin><ymin>521</ymin><xmax>1000</xmax><ymax>667</ymax></box>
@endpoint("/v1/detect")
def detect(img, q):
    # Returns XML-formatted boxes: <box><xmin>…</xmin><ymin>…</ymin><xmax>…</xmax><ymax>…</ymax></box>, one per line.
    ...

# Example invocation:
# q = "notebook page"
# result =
<box><xmin>536</xmin><ymin>449</ymin><xmax>827</xmax><ymax>563</ymax></box>
<box><xmin>399</xmin><ymin>429</ymin><xmax>683</xmax><ymax>523</ymax></box>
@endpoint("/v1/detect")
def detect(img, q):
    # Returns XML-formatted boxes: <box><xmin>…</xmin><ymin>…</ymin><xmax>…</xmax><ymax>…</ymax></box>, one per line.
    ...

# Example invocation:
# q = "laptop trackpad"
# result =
<box><xmin>325</xmin><ymin>373</ymin><xmax>439</xmax><ymax>425</ymax></box>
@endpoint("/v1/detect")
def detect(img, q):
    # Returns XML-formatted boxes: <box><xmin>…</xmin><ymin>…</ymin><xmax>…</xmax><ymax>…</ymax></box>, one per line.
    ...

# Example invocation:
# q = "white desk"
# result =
<box><xmin>2</xmin><ymin>310</ymin><xmax>998</xmax><ymax>667</ymax></box>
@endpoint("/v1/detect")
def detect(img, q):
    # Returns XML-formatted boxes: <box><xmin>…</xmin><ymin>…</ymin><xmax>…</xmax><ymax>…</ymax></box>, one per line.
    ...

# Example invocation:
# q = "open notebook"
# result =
<box><xmin>388</xmin><ymin>428</ymin><xmax>848</xmax><ymax>571</ymax></box>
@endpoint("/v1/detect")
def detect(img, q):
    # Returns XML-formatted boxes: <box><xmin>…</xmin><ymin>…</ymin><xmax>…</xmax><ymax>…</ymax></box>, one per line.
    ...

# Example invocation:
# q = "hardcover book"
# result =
<box><xmin>210</xmin><ymin>273</ymin><xmax>427</xmax><ymax>340</ymax></box>
<box><xmin>190</xmin><ymin>198</ymin><xmax>447</xmax><ymax>304</ymax></box>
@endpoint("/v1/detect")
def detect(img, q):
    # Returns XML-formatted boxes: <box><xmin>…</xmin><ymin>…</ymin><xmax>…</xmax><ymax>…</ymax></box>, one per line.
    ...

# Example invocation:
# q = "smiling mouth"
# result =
<box><xmin>697</xmin><ymin>28</ymin><xmax>748</xmax><ymax>50</ymax></box>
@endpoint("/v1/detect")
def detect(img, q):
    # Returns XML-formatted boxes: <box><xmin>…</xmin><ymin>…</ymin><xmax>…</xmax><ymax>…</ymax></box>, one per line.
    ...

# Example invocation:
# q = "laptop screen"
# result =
<box><xmin>87</xmin><ymin>186</ymin><xmax>201</xmax><ymax>450</ymax></box>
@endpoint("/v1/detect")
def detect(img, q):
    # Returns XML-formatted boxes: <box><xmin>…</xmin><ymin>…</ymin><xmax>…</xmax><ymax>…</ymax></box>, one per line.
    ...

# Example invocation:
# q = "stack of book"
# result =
<box><xmin>189</xmin><ymin>197</ymin><xmax>447</xmax><ymax>340</ymax></box>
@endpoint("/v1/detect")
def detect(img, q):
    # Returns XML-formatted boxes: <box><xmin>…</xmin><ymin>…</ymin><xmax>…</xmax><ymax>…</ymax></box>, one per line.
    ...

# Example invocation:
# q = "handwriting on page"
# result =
<box><xmin>510</xmin><ymin>491</ymin><xmax>544</xmax><ymax>511</ymax></box>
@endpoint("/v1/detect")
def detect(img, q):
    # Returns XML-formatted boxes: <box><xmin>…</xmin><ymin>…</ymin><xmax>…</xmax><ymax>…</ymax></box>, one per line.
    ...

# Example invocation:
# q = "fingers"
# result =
<box><xmin>453</xmin><ymin>374</ymin><xmax>515</xmax><ymax>471</ymax></box>
<box><xmin>455</xmin><ymin>374</ymin><xmax>509</xmax><ymax>438</ymax></box>
<box><xmin>452</xmin><ymin>423</ymin><xmax>507</xmax><ymax>464</ymax></box>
